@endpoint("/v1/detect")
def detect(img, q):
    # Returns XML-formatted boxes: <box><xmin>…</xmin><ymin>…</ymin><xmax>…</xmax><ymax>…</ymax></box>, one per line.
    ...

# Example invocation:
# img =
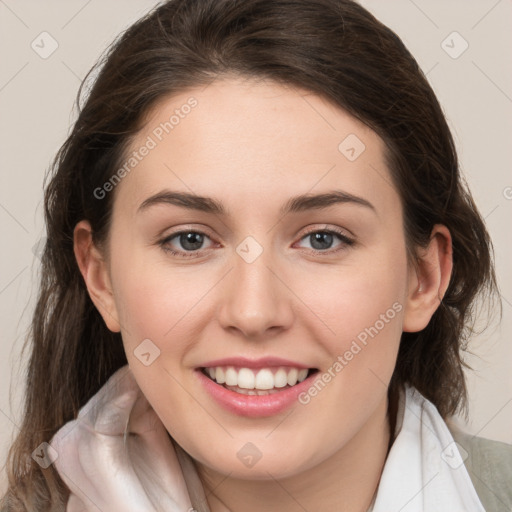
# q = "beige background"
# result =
<box><xmin>1</xmin><ymin>0</ymin><xmax>511</xmax><ymax>495</ymax></box>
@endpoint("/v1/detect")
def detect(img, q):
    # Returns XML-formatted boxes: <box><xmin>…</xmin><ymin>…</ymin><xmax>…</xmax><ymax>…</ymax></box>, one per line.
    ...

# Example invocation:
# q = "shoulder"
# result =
<box><xmin>446</xmin><ymin>420</ymin><xmax>512</xmax><ymax>512</ymax></box>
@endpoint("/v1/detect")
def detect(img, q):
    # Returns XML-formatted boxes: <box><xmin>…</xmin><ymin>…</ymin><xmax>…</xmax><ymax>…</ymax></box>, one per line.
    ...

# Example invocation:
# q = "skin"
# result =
<box><xmin>74</xmin><ymin>76</ymin><xmax>452</xmax><ymax>512</ymax></box>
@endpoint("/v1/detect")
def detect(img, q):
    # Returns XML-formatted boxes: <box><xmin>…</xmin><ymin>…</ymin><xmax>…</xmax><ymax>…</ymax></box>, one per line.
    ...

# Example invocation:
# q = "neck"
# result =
<box><xmin>197</xmin><ymin>395</ymin><xmax>392</xmax><ymax>512</ymax></box>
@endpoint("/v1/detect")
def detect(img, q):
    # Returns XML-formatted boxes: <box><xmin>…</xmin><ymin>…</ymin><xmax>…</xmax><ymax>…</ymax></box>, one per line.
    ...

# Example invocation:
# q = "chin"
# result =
<box><xmin>192</xmin><ymin>442</ymin><xmax>323</xmax><ymax>481</ymax></box>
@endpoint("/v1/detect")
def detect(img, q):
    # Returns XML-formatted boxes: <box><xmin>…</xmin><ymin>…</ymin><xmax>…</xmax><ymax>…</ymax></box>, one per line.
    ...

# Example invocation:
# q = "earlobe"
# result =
<box><xmin>402</xmin><ymin>224</ymin><xmax>453</xmax><ymax>333</ymax></box>
<box><xmin>73</xmin><ymin>220</ymin><xmax>121</xmax><ymax>333</ymax></box>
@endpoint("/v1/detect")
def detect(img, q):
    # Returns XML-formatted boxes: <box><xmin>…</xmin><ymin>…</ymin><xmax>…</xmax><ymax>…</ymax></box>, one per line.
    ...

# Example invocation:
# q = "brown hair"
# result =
<box><xmin>1</xmin><ymin>0</ymin><xmax>499</xmax><ymax>509</ymax></box>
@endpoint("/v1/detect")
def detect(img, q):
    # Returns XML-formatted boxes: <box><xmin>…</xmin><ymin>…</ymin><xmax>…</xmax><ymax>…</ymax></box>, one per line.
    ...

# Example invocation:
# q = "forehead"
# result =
<box><xmin>112</xmin><ymin>76</ymin><xmax>399</xmax><ymax>219</ymax></box>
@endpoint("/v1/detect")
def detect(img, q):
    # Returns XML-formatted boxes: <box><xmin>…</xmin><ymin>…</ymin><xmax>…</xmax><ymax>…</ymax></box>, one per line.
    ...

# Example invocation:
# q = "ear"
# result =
<box><xmin>73</xmin><ymin>220</ymin><xmax>121</xmax><ymax>333</ymax></box>
<box><xmin>402</xmin><ymin>224</ymin><xmax>453</xmax><ymax>333</ymax></box>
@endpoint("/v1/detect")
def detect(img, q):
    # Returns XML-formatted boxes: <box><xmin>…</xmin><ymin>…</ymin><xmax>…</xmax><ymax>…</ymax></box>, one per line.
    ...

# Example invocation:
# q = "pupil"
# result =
<box><xmin>311</xmin><ymin>232</ymin><xmax>332</xmax><ymax>250</ymax></box>
<box><xmin>181</xmin><ymin>232</ymin><xmax>203</xmax><ymax>250</ymax></box>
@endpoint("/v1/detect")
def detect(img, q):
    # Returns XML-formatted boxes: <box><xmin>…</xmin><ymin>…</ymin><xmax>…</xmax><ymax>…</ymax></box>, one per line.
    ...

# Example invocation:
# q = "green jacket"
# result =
<box><xmin>448</xmin><ymin>424</ymin><xmax>512</xmax><ymax>511</ymax></box>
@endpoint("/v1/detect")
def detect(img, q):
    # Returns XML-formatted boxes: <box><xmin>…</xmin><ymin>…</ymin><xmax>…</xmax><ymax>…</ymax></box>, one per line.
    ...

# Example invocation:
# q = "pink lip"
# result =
<box><xmin>199</xmin><ymin>356</ymin><xmax>312</xmax><ymax>369</ymax></box>
<box><xmin>195</xmin><ymin>367</ymin><xmax>318</xmax><ymax>418</ymax></box>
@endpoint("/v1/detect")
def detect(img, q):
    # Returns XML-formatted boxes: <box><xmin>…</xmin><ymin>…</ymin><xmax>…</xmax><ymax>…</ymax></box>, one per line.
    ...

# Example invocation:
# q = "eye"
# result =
<box><xmin>159</xmin><ymin>230</ymin><xmax>215</xmax><ymax>258</ymax></box>
<box><xmin>294</xmin><ymin>227</ymin><xmax>355</xmax><ymax>255</ymax></box>
<box><xmin>159</xmin><ymin>226</ymin><xmax>355</xmax><ymax>259</ymax></box>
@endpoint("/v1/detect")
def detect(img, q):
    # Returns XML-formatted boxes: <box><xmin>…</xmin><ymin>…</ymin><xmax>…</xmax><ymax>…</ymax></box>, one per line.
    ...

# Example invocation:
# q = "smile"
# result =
<box><xmin>196</xmin><ymin>359</ymin><xmax>320</xmax><ymax>417</ymax></box>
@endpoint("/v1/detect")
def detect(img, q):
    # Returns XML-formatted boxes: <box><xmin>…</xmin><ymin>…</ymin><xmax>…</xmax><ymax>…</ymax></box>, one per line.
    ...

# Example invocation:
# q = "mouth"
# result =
<box><xmin>199</xmin><ymin>366</ymin><xmax>319</xmax><ymax>396</ymax></box>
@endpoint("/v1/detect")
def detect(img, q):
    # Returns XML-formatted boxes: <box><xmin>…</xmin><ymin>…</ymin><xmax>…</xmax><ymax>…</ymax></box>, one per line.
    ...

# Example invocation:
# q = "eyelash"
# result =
<box><xmin>159</xmin><ymin>227</ymin><xmax>355</xmax><ymax>259</ymax></box>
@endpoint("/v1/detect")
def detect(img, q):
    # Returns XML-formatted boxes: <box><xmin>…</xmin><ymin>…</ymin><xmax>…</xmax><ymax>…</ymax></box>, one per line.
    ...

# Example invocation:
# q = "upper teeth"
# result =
<box><xmin>205</xmin><ymin>366</ymin><xmax>309</xmax><ymax>390</ymax></box>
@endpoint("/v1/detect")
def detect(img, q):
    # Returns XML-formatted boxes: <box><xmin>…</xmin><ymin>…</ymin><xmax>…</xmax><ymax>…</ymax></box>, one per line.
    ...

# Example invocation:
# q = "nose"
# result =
<box><xmin>217</xmin><ymin>245</ymin><xmax>294</xmax><ymax>340</ymax></box>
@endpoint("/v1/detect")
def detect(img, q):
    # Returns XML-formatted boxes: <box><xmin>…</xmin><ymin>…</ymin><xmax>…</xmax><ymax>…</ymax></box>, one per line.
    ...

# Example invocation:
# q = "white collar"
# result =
<box><xmin>368</xmin><ymin>384</ymin><xmax>485</xmax><ymax>511</ymax></box>
<box><xmin>177</xmin><ymin>384</ymin><xmax>485</xmax><ymax>512</ymax></box>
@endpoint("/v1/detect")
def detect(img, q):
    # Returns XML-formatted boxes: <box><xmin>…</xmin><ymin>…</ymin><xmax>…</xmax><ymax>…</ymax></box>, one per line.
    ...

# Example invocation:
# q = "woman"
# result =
<box><xmin>2</xmin><ymin>0</ymin><xmax>511</xmax><ymax>510</ymax></box>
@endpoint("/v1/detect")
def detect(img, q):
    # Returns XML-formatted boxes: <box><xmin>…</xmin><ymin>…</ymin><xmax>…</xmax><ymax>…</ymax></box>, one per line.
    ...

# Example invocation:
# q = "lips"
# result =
<box><xmin>199</xmin><ymin>356</ymin><xmax>312</xmax><ymax>370</ymax></box>
<box><xmin>195</xmin><ymin>357</ymin><xmax>319</xmax><ymax>417</ymax></box>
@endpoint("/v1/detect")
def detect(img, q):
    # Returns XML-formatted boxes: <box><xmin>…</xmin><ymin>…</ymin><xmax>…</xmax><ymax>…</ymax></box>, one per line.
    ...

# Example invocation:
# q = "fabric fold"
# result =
<box><xmin>51</xmin><ymin>366</ymin><xmax>486</xmax><ymax>511</ymax></box>
<box><xmin>371</xmin><ymin>384</ymin><xmax>485</xmax><ymax>512</ymax></box>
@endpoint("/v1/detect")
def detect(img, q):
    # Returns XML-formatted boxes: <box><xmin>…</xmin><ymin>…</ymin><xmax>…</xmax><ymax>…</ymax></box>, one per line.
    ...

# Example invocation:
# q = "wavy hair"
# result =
<box><xmin>1</xmin><ymin>0</ymin><xmax>499</xmax><ymax>509</ymax></box>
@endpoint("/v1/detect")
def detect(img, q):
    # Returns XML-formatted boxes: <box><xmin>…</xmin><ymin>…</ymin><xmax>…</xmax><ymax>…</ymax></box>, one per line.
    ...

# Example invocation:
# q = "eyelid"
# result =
<box><xmin>156</xmin><ymin>224</ymin><xmax>216</xmax><ymax>244</ymax></box>
<box><xmin>299</xmin><ymin>224</ymin><xmax>354</xmax><ymax>241</ymax></box>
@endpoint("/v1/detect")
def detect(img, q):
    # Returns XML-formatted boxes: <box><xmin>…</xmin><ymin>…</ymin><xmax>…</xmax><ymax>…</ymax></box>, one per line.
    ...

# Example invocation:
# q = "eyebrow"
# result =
<box><xmin>137</xmin><ymin>189</ymin><xmax>376</xmax><ymax>216</ymax></box>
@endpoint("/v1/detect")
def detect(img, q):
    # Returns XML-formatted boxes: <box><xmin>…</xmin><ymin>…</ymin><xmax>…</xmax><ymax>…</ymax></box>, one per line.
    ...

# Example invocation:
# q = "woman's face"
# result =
<box><xmin>96</xmin><ymin>77</ymin><xmax>418</xmax><ymax>479</ymax></box>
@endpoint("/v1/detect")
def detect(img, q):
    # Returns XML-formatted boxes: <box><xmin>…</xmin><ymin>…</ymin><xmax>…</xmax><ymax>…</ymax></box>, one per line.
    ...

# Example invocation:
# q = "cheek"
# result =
<box><xmin>292</xmin><ymin>245</ymin><xmax>407</xmax><ymax>404</ymax></box>
<box><xmin>110</xmin><ymin>248</ymin><xmax>209</xmax><ymax>346</ymax></box>
<box><xmin>110</xmin><ymin>253</ymin><xmax>230</xmax><ymax>413</ymax></box>
<box><xmin>297</xmin><ymin>250</ymin><xmax>407</xmax><ymax>345</ymax></box>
